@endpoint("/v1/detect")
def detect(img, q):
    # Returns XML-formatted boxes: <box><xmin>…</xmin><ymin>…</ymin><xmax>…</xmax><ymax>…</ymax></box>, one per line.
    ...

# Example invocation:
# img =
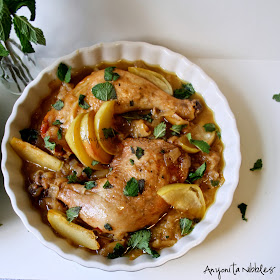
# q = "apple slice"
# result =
<box><xmin>80</xmin><ymin>111</ymin><xmax>112</xmax><ymax>164</ymax></box>
<box><xmin>65</xmin><ymin>113</ymin><xmax>103</xmax><ymax>169</ymax></box>
<box><xmin>94</xmin><ymin>100</ymin><xmax>118</xmax><ymax>155</ymax></box>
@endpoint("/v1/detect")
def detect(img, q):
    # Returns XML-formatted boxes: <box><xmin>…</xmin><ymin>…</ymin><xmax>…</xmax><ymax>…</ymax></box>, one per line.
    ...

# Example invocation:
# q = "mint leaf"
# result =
<box><xmin>44</xmin><ymin>136</ymin><xmax>55</xmax><ymax>150</ymax></box>
<box><xmin>103</xmin><ymin>180</ymin><xmax>113</xmax><ymax>189</ymax></box>
<box><xmin>57</xmin><ymin>127</ymin><xmax>62</xmax><ymax>140</ymax></box>
<box><xmin>92</xmin><ymin>82</ymin><xmax>117</xmax><ymax>101</ymax></box>
<box><xmin>211</xmin><ymin>180</ymin><xmax>219</xmax><ymax>187</ymax></box>
<box><xmin>66</xmin><ymin>206</ymin><xmax>81</xmax><ymax>222</ymax></box>
<box><xmin>52</xmin><ymin>120</ymin><xmax>62</xmax><ymax>125</ymax></box>
<box><xmin>91</xmin><ymin>160</ymin><xmax>99</xmax><ymax>166</ymax></box>
<box><xmin>84</xmin><ymin>181</ymin><xmax>96</xmax><ymax>190</ymax></box>
<box><xmin>104</xmin><ymin>223</ymin><xmax>113</xmax><ymax>231</ymax></box>
<box><xmin>272</xmin><ymin>93</ymin><xmax>280</xmax><ymax>102</ymax></box>
<box><xmin>170</xmin><ymin>124</ymin><xmax>186</xmax><ymax>136</ymax></box>
<box><xmin>123</xmin><ymin>177</ymin><xmax>139</xmax><ymax>197</ymax></box>
<box><xmin>250</xmin><ymin>159</ymin><xmax>262</xmax><ymax>171</ymax></box>
<box><xmin>153</xmin><ymin>122</ymin><xmax>166</xmax><ymax>139</ymax></box>
<box><xmin>135</xmin><ymin>146</ymin><xmax>144</xmax><ymax>159</ymax></box>
<box><xmin>187</xmin><ymin>133</ymin><xmax>210</xmax><ymax>154</ymax></box>
<box><xmin>203</xmin><ymin>123</ymin><xmax>216</xmax><ymax>132</ymax></box>
<box><xmin>67</xmin><ymin>171</ymin><xmax>78</xmax><ymax>184</ymax></box>
<box><xmin>0</xmin><ymin>1</ymin><xmax>12</xmax><ymax>41</ymax></box>
<box><xmin>104</xmin><ymin>66</ymin><xmax>120</xmax><ymax>81</ymax></box>
<box><xmin>57</xmin><ymin>63</ymin><xmax>71</xmax><ymax>83</ymax></box>
<box><xmin>107</xmin><ymin>243</ymin><xmax>125</xmax><ymax>259</ymax></box>
<box><xmin>129</xmin><ymin>159</ymin><xmax>134</xmax><ymax>165</ymax></box>
<box><xmin>187</xmin><ymin>162</ymin><xmax>206</xmax><ymax>183</ymax></box>
<box><xmin>128</xmin><ymin>229</ymin><xmax>159</xmax><ymax>258</ymax></box>
<box><xmin>52</xmin><ymin>99</ymin><xmax>64</xmax><ymax>110</ymax></box>
<box><xmin>13</xmin><ymin>19</ymin><xmax>34</xmax><ymax>53</ymax></box>
<box><xmin>174</xmin><ymin>83</ymin><xmax>195</xmax><ymax>99</ymax></box>
<box><xmin>102</xmin><ymin>128</ymin><xmax>117</xmax><ymax>139</ymax></box>
<box><xmin>13</xmin><ymin>15</ymin><xmax>45</xmax><ymax>45</ymax></box>
<box><xmin>78</xmin><ymin>94</ymin><xmax>90</xmax><ymax>110</ymax></box>
<box><xmin>121</xmin><ymin>112</ymin><xmax>153</xmax><ymax>123</ymax></box>
<box><xmin>5</xmin><ymin>0</ymin><xmax>36</xmax><ymax>21</ymax></box>
<box><xmin>0</xmin><ymin>41</ymin><xmax>8</xmax><ymax>56</ymax></box>
<box><xmin>238</xmin><ymin>203</ymin><xmax>248</xmax><ymax>221</ymax></box>
<box><xmin>19</xmin><ymin>128</ymin><xmax>37</xmax><ymax>143</ymax></box>
<box><xmin>180</xmin><ymin>218</ymin><xmax>193</xmax><ymax>235</ymax></box>
<box><xmin>83</xmin><ymin>167</ymin><xmax>93</xmax><ymax>178</ymax></box>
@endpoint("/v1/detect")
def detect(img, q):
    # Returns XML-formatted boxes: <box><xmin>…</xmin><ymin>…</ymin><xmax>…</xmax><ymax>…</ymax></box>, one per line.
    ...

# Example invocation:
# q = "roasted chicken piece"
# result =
<box><xmin>57</xmin><ymin>138</ymin><xmax>191</xmax><ymax>239</ymax></box>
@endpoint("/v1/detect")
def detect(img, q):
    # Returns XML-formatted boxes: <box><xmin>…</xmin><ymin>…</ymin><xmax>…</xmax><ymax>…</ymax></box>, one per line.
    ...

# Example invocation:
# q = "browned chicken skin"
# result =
<box><xmin>57</xmin><ymin>138</ymin><xmax>191</xmax><ymax>239</ymax></box>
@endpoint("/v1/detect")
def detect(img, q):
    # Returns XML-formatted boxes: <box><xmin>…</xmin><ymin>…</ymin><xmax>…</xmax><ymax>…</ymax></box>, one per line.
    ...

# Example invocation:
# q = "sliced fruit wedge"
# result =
<box><xmin>157</xmin><ymin>183</ymin><xmax>206</xmax><ymax>220</ymax></box>
<box><xmin>128</xmin><ymin>67</ymin><xmax>173</xmax><ymax>95</ymax></box>
<box><xmin>80</xmin><ymin>111</ymin><xmax>112</xmax><ymax>164</ymax></box>
<box><xmin>65</xmin><ymin>113</ymin><xmax>103</xmax><ymax>169</ymax></box>
<box><xmin>94</xmin><ymin>100</ymin><xmax>118</xmax><ymax>155</ymax></box>
<box><xmin>47</xmin><ymin>209</ymin><xmax>100</xmax><ymax>250</ymax></box>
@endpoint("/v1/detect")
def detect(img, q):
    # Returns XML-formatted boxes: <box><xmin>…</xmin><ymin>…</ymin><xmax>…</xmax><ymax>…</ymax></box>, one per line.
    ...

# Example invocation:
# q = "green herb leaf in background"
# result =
<box><xmin>238</xmin><ymin>203</ymin><xmax>248</xmax><ymax>221</ymax></box>
<box><xmin>0</xmin><ymin>1</ymin><xmax>12</xmax><ymax>41</ymax></box>
<box><xmin>250</xmin><ymin>159</ymin><xmax>262</xmax><ymax>171</ymax></box>
<box><xmin>272</xmin><ymin>93</ymin><xmax>280</xmax><ymax>102</ymax></box>
<box><xmin>5</xmin><ymin>0</ymin><xmax>36</xmax><ymax>21</ymax></box>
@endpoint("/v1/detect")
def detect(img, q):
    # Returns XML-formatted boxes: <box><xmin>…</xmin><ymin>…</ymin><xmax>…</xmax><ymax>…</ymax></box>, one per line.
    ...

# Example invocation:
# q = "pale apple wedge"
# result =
<box><xmin>65</xmin><ymin>113</ymin><xmax>103</xmax><ymax>169</ymax></box>
<box><xmin>80</xmin><ymin>111</ymin><xmax>112</xmax><ymax>164</ymax></box>
<box><xmin>10</xmin><ymin>137</ymin><xmax>63</xmax><ymax>171</ymax></box>
<box><xmin>47</xmin><ymin>209</ymin><xmax>100</xmax><ymax>250</ymax></box>
<box><xmin>94</xmin><ymin>100</ymin><xmax>118</xmax><ymax>155</ymax></box>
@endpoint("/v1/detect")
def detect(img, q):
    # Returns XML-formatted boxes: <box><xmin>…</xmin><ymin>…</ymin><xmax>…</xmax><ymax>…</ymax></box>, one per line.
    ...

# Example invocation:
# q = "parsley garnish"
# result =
<box><xmin>203</xmin><ymin>123</ymin><xmax>216</xmax><ymax>132</ymax></box>
<box><xmin>57</xmin><ymin>63</ymin><xmax>71</xmax><ymax>83</ymax></box>
<box><xmin>78</xmin><ymin>94</ymin><xmax>90</xmax><ymax>110</ymax></box>
<box><xmin>103</xmin><ymin>180</ymin><xmax>113</xmax><ymax>189</ymax></box>
<box><xmin>187</xmin><ymin>133</ymin><xmax>210</xmax><ymax>154</ymax></box>
<box><xmin>102</xmin><ymin>128</ymin><xmax>117</xmax><ymax>139</ymax></box>
<box><xmin>153</xmin><ymin>122</ymin><xmax>166</xmax><ymax>139</ymax></box>
<box><xmin>104</xmin><ymin>66</ymin><xmax>120</xmax><ymax>81</ymax></box>
<box><xmin>52</xmin><ymin>99</ymin><xmax>64</xmax><ymax>111</ymax></box>
<box><xmin>174</xmin><ymin>83</ymin><xmax>195</xmax><ymax>99</ymax></box>
<box><xmin>67</xmin><ymin>171</ymin><xmax>78</xmax><ymax>183</ymax></box>
<box><xmin>92</xmin><ymin>82</ymin><xmax>117</xmax><ymax>101</ymax></box>
<box><xmin>187</xmin><ymin>162</ymin><xmax>206</xmax><ymax>183</ymax></box>
<box><xmin>180</xmin><ymin>218</ymin><xmax>193</xmax><ymax>235</ymax></box>
<box><xmin>44</xmin><ymin>136</ymin><xmax>56</xmax><ymax>150</ymax></box>
<box><xmin>238</xmin><ymin>203</ymin><xmax>248</xmax><ymax>221</ymax></box>
<box><xmin>84</xmin><ymin>181</ymin><xmax>96</xmax><ymax>190</ymax></box>
<box><xmin>136</xmin><ymin>147</ymin><xmax>144</xmax><ymax>159</ymax></box>
<box><xmin>104</xmin><ymin>223</ymin><xmax>113</xmax><ymax>231</ymax></box>
<box><xmin>83</xmin><ymin>167</ymin><xmax>93</xmax><ymax>178</ymax></box>
<box><xmin>129</xmin><ymin>159</ymin><xmax>134</xmax><ymax>165</ymax></box>
<box><xmin>66</xmin><ymin>206</ymin><xmax>81</xmax><ymax>222</ymax></box>
<box><xmin>52</xmin><ymin>120</ymin><xmax>62</xmax><ymax>125</ymax></box>
<box><xmin>121</xmin><ymin>112</ymin><xmax>153</xmax><ymax>123</ymax></box>
<box><xmin>272</xmin><ymin>93</ymin><xmax>280</xmax><ymax>102</ymax></box>
<box><xmin>19</xmin><ymin>128</ymin><xmax>38</xmax><ymax>143</ymax></box>
<box><xmin>128</xmin><ymin>229</ymin><xmax>159</xmax><ymax>258</ymax></box>
<box><xmin>91</xmin><ymin>160</ymin><xmax>100</xmax><ymax>167</ymax></box>
<box><xmin>107</xmin><ymin>243</ymin><xmax>126</xmax><ymax>259</ymax></box>
<box><xmin>123</xmin><ymin>177</ymin><xmax>145</xmax><ymax>197</ymax></box>
<box><xmin>250</xmin><ymin>159</ymin><xmax>262</xmax><ymax>171</ymax></box>
<box><xmin>57</xmin><ymin>127</ymin><xmax>62</xmax><ymax>140</ymax></box>
<box><xmin>211</xmin><ymin>180</ymin><xmax>219</xmax><ymax>187</ymax></box>
<box><xmin>170</xmin><ymin>124</ymin><xmax>187</xmax><ymax>136</ymax></box>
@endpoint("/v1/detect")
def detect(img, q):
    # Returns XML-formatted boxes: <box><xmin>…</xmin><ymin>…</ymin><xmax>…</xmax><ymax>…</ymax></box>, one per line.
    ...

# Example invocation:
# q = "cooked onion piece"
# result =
<box><xmin>130</xmin><ymin>119</ymin><xmax>151</xmax><ymax>138</ymax></box>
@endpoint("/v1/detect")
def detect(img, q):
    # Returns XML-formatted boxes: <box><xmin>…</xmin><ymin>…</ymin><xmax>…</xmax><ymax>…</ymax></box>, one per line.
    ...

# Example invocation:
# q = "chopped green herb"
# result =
<box><xmin>78</xmin><ymin>94</ymin><xmax>90</xmax><ymax>110</ymax></box>
<box><xmin>102</xmin><ymin>128</ymin><xmax>117</xmax><ymax>139</ymax></box>
<box><xmin>180</xmin><ymin>218</ymin><xmax>193</xmax><ymax>235</ymax></box>
<box><xmin>92</xmin><ymin>82</ymin><xmax>117</xmax><ymax>101</ymax></box>
<box><xmin>19</xmin><ymin>128</ymin><xmax>38</xmax><ymax>143</ymax></box>
<box><xmin>104</xmin><ymin>223</ymin><xmax>113</xmax><ymax>231</ymax></box>
<box><xmin>44</xmin><ymin>136</ymin><xmax>56</xmax><ymax>150</ymax></box>
<box><xmin>170</xmin><ymin>124</ymin><xmax>187</xmax><ymax>136</ymax></box>
<box><xmin>129</xmin><ymin>159</ymin><xmax>134</xmax><ymax>165</ymax></box>
<box><xmin>57</xmin><ymin>127</ymin><xmax>62</xmax><ymax>140</ymax></box>
<box><xmin>160</xmin><ymin>149</ymin><xmax>165</xmax><ymax>154</ymax></box>
<box><xmin>211</xmin><ymin>180</ymin><xmax>219</xmax><ymax>187</ymax></box>
<box><xmin>216</xmin><ymin>131</ymin><xmax>221</xmax><ymax>139</ymax></box>
<box><xmin>165</xmin><ymin>236</ymin><xmax>169</xmax><ymax>239</ymax></box>
<box><xmin>153</xmin><ymin>122</ymin><xmax>166</xmax><ymax>139</ymax></box>
<box><xmin>174</xmin><ymin>83</ymin><xmax>195</xmax><ymax>99</ymax></box>
<box><xmin>107</xmin><ymin>243</ymin><xmax>126</xmax><ymax>259</ymax></box>
<box><xmin>104</xmin><ymin>66</ymin><xmax>120</xmax><ymax>81</ymax></box>
<box><xmin>121</xmin><ymin>112</ymin><xmax>153</xmax><ymax>123</ymax></box>
<box><xmin>131</xmin><ymin>146</ymin><xmax>136</xmax><ymax>154</ymax></box>
<box><xmin>203</xmin><ymin>123</ymin><xmax>216</xmax><ymax>132</ymax></box>
<box><xmin>66</xmin><ymin>206</ymin><xmax>81</xmax><ymax>222</ymax></box>
<box><xmin>272</xmin><ymin>93</ymin><xmax>280</xmax><ymax>102</ymax></box>
<box><xmin>128</xmin><ymin>229</ymin><xmax>159</xmax><ymax>258</ymax></box>
<box><xmin>109</xmin><ymin>167</ymin><xmax>113</xmax><ymax>172</ymax></box>
<box><xmin>84</xmin><ymin>181</ymin><xmax>96</xmax><ymax>190</ymax></box>
<box><xmin>103</xmin><ymin>180</ymin><xmax>113</xmax><ymax>189</ymax></box>
<box><xmin>52</xmin><ymin>99</ymin><xmax>64</xmax><ymax>111</ymax></box>
<box><xmin>136</xmin><ymin>147</ymin><xmax>144</xmax><ymax>159</ymax></box>
<box><xmin>187</xmin><ymin>133</ymin><xmax>210</xmax><ymax>154</ymax></box>
<box><xmin>250</xmin><ymin>159</ymin><xmax>262</xmax><ymax>171</ymax></box>
<box><xmin>187</xmin><ymin>162</ymin><xmax>206</xmax><ymax>183</ymax></box>
<box><xmin>123</xmin><ymin>177</ymin><xmax>139</xmax><ymax>197</ymax></box>
<box><xmin>83</xmin><ymin>167</ymin><xmax>93</xmax><ymax>178</ymax></box>
<box><xmin>57</xmin><ymin>63</ymin><xmax>71</xmax><ymax>83</ymax></box>
<box><xmin>67</xmin><ymin>171</ymin><xmax>78</xmax><ymax>184</ymax></box>
<box><xmin>52</xmin><ymin>120</ymin><xmax>62</xmax><ymax>125</ymax></box>
<box><xmin>91</xmin><ymin>160</ymin><xmax>100</xmax><ymax>167</ymax></box>
<box><xmin>238</xmin><ymin>203</ymin><xmax>248</xmax><ymax>221</ymax></box>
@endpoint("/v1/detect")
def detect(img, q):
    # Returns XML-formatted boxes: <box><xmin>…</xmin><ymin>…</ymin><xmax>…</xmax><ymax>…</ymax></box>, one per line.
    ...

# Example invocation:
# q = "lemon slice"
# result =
<box><xmin>128</xmin><ymin>67</ymin><xmax>173</xmax><ymax>95</ymax></box>
<box><xmin>157</xmin><ymin>184</ymin><xmax>206</xmax><ymax>220</ymax></box>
